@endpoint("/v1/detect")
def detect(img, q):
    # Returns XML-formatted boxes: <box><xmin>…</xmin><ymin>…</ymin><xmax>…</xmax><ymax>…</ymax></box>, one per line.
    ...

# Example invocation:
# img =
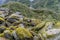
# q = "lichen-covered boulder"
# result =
<box><xmin>16</xmin><ymin>27</ymin><xmax>33</xmax><ymax>39</ymax></box>
<box><xmin>55</xmin><ymin>21</ymin><xmax>60</xmax><ymax>28</ymax></box>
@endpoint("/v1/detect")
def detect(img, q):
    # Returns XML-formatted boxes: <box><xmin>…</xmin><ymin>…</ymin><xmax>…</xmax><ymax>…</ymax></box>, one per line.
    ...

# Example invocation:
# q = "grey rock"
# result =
<box><xmin>12</xmin><ymin>31</ymin><xmax>19</xmax><ymax>40</ymax></box>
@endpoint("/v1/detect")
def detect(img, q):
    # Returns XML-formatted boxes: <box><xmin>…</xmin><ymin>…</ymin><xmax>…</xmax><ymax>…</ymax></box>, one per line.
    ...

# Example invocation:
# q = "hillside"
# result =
<box><xmin>0</xmin><ymin>2</ymin><xmax>36</xmax><ymax>18</ymax></box>
<box><xmin>0</xmin><ymin>2</ymin><xmax>60</xmax><ymax>21</ymax></box>
<box><xmin>0</xmin><ymin>1</ymin><xmax>60</xmax><ymax>40</ymax></box>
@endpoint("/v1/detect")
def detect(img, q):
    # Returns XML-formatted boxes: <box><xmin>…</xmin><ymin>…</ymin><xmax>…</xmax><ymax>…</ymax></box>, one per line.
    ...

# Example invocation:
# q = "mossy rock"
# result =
<box><xmin>55</xmin><ymin>21</ymin><xmax>60</xmax><ymax>28</ymax></box>
<box><xmin>0</xmin><ymin>17</ymin><xmax>5</xmax><ymax>21</ymax></box>
<box><xmin>16</xmin><ymin>27</ymin><xmax>33</xmax><ymax>39</ymax></box>
<box><xmin>0</xmin><ymin>33</ymin><xmax>4</xmax><ymax>37</ymax></box>
<box><xmin>32</xmin><ymin>21</ymin><xmax>46</xmax><ymax>32</ymax></box>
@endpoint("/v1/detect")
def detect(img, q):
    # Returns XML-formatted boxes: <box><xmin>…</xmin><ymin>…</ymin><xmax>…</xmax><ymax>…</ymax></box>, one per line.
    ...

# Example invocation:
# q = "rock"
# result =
<box><xmin>12</xmin><ymin>31</ymin><xmax>19</xmax><ymax>40</ymax></box>
<box><xmin>19</xmin><ymin>23</ymin><xmax>25</xmax><ymax>28</ymax></box>
<box><xmin>4</xmin><ymin>30</ymin><xmax>12</xmax><ymax>39</ymax></box>
<box><xmin>0</xmin><ymin>28</ymin><xmax>5</xmax><ymax>33</ymax></box>
<box><xmin>0</xmin><ymin>8</ymin><xmax>9</xmax><ymax>17</ymax></box>
<box><xmin>9</xmin><ymin>12</ymin><xmax>24</xmax><ymax>19</ymax></box>
<box><xmin>5</xmin><ymin>22</ymin><xmax>11</xmax><ymax>27</ymax></box>
<box><xmin>7</xmin><ymin>18</ymin><xmax>17</xmax><ymax>23</ymax></box>
<box><xmin>0</xmin><ymin>37</ymin><xmax>8</xmax><ymax>40</ymax></box>
<box><xmin>46</xmin><ymin>29</ymin><xmax>60</xmax><ymax>40</ymax></box>
<box><xmin>46</xmin><ymin>29</ymin><xmax>60</xmax><ymax>36</ymax></box>
<box><xmin>0</xmin><ymin>8</ymin><xmax>9</xmax><ymax>11</ymax></box>
<box><xmin>44</xmin><ymin>22</ymin><xmax>54</xmax><ymax>31</ymax></box>
<box><xmin>0</xmin><ymin>11</ymin><xmax>5</xmax><ymax>18</ymax></box>
<box><xmin>15</xmin><ymin>12</ymin><xmax>24</xmax><ymax>18</ymax></box>
<box><xmin>33</xmin><ymin>36</ymin><xmax>39</xmax><ymax>40</ymax></box>
<box><xmin>0</xmin><ymin>17</ymin><xmax>5</xmax><ymax>26</ymax></box>
<box><xmin>15</xmin><ymin>12</ymin><xmax>21</xmax><ymax>15</ymax></box>
<box><xmin>16</xmin><ymin>27</ymin><xmax>33</xmax><ymax>39</ymax></box>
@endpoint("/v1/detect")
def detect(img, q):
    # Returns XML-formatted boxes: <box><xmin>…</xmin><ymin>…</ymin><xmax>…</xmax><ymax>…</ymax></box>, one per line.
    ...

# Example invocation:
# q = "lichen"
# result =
<box><xmin>16</xmin><ymin>27</ymin><xmax>33</xmax><ymax>39</ymax></box>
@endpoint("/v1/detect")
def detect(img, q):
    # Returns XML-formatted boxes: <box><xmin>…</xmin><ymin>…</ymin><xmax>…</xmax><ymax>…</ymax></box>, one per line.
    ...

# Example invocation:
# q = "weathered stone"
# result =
<box><xmin>0</xmin><ymin>37</ymin><xmax>8</xmax><ymax>40</ymax></box>
<box><xmin>12</xmin><ymin>31</ymin><xmax>19</xmax><ymax>40</ymax></box>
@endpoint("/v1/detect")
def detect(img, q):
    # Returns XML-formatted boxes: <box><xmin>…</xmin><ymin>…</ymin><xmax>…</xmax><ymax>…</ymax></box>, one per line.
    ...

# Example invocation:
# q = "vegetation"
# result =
<box><xmin>1</xmin><ymin>2</ymin><xmax>60</xmax><ymax>21</ymax></box>
<box><xmin>0</xmin><ymin>0</ymin><xmax>60</xmax><ymax>40</ymax></box>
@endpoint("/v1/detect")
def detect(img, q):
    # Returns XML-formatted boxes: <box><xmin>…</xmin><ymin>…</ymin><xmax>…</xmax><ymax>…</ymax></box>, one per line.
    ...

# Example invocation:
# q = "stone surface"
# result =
<box><xmin>0</xmin><ymin>37</ymin><xmax>8</xmax><ymax>40</ymax></box>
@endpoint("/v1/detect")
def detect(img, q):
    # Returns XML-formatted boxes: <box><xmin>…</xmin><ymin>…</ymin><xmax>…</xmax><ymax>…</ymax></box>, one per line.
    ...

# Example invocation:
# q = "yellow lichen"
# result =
<box><xmin>55</xmin><ymin>22</ymin><xmax>60</xmax><ymax>26</ymax></box>
<box><xmin>0</xmin><ymin>17</ymin><xmax>5</xmax><ymax>21</ymax></box>
<box><xmin>0</xmin><ymin>33</ymin><xmax>4</xmax><ymax>37</ymax></box>
<box><xmin>16</xmin><ymin>27</ymin><xmax>33</xmax><ymax>39</ymax></box>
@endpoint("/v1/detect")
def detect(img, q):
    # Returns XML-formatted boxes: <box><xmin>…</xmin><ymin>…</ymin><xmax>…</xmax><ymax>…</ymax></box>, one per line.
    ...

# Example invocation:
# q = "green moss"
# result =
<box><xmin>1</xmin><ymin>2</ymin><xmax>35</xmax><ymax>18</ymax></box>
<box><xmin>1</xmin><ymin>2</ymin><xmax>58</xmax><ymax>21</ymax></box>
